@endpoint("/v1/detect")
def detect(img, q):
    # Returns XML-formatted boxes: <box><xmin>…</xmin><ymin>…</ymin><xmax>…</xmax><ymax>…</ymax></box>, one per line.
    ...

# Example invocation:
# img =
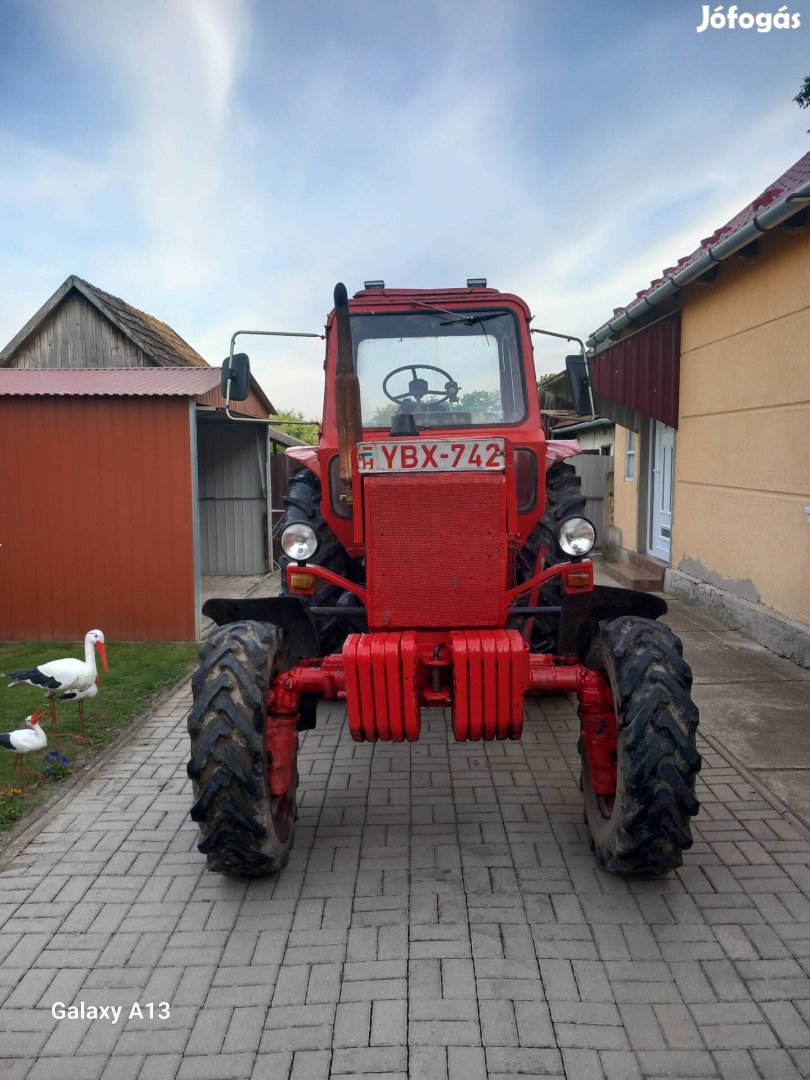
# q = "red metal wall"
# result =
<box><xmin>590</xmin><ymin>313</ymin><xmax>681</xmax><ymax>429</ymax></box>
<box><xmin>0</xmin><ymin>397</ymin><xmax>196</xmax><ymax>640</ymax></box>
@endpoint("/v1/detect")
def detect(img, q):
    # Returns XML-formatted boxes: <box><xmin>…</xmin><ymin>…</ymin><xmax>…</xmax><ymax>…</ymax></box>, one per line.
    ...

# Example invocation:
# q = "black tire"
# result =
<box><xmin>279</xmin><ymin>468</ymin><xmax>362</xmax><ymax>653</ymax></box>
<box><xmin>581</xmin><ymin>616</ymin><xmax>701</xmax><ymax>876</ymax></box>
<box><xmin>517</xmin><ymin>460</ymin><xmax>587</xmax><ymax>650</ymax></box>
<box><xmin>187</xmin><ymin>620</ymin><xmax>297</xmax><ymax>877</ymax></box>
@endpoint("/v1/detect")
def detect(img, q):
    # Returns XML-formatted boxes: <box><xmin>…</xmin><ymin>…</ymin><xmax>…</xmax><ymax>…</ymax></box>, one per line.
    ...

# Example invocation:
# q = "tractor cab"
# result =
<box><xmin>314</xmin><ymin>283</ymin><xmax>552</xmax><ymax>568</ymax></box>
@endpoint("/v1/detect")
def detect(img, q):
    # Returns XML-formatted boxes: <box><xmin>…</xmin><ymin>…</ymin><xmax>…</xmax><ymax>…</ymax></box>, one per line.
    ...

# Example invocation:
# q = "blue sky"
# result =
<box><xmin>0</xmin><ymin>0</ymin><xmax>807</xmax><ymax>413</ymax></box>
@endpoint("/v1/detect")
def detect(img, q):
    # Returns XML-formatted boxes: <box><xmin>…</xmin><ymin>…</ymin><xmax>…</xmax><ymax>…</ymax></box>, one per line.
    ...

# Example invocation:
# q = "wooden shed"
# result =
<box><xmin>0</xmin><ymin>276</ymin><xmax>297</xmax><ymax>642</ymax></box>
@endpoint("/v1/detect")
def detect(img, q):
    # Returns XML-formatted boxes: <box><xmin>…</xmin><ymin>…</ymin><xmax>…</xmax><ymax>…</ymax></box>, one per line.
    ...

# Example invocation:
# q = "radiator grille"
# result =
<box><xmin>364</xmin><ymin>472</ymin><xmax>507</xmax><ymax>628</ymax></box>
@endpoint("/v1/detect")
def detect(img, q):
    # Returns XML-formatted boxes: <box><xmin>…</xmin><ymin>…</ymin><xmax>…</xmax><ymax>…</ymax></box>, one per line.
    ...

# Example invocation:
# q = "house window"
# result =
<box><xmin>625</xmin><ymin>430</ymin><xmax>636</xmax><ymax>480</ymax></box>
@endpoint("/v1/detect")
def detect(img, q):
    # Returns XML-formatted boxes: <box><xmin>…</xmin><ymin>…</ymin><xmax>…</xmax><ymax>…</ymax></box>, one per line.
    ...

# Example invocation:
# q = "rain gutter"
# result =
<box><xmin>587</xmin><ymin>182</ymin><xmax>810</xmax><ymax>347</ymax></box>
<box><xmin>550</xmin><ymin>417</ymin><xmax>613</xmax><ymax>434</ymax></box>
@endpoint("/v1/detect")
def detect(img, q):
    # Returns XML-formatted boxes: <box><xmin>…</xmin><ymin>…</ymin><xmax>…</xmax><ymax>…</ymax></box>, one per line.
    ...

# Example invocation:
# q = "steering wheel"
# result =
<box><xmin>382</xmin><ymin>364</ymin><xmax>459</xmax><ymax>406</ymax></box>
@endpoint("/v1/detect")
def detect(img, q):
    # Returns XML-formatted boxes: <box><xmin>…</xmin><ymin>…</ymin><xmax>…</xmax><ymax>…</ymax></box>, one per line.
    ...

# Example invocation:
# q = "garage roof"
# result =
<box><xmin>0</xmin><ymin>367</ymin><xmax>221</xmax><ymax>396</ymax></box>
<box><xmin>0</xmin><ymin>367</ymin><xmax>276</xmax><ymax>416</ymax></box>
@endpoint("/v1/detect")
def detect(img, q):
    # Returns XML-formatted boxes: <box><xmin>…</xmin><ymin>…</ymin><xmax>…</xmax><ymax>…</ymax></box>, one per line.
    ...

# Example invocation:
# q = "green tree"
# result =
<box><xmin>270</xmin><ymin>407</ymin><xmax>320</xmax><ymax>446</ymax></box>
<box><xmin>370</xmin><ymin>390</ymin><xmax>502</xmax><ymax>426</ymax></box>
<box><xmin>452</xmin><ymin>390</ymin><xmax>502</xmax><ymax>420</ymax></box>
<box><xmin>537</xmin><ymin>372</ymin><xmax>559</xmax><ymax>392</ymax></box>
<box><xmin>795</xmin><ymin>76</ymin><xmax>810</xmax><ymax>110</ymax></box>
<box><xmin>370</xmin><ymin>401</ymin><xmax>398</xmax><ymax>427</ymax></box>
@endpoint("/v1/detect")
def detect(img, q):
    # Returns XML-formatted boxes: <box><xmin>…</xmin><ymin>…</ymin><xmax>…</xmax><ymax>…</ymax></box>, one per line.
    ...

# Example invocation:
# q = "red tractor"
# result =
<box><xmin>187</xmin><ymin>281</ymin><xmax>700</xmax><ymax>878</ymax></box>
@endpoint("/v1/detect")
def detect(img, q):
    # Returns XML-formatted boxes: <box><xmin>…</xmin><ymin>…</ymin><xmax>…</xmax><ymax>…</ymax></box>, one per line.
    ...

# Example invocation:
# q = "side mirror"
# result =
<box><xmin>221</xmin><ymin>352</ymin><xmax>251</xmax><ymax>402</ymax></box>
<box><xmin>565</xmin><ymin>355</ymin><xmax>592</xmax><ymax>416</ymax></box>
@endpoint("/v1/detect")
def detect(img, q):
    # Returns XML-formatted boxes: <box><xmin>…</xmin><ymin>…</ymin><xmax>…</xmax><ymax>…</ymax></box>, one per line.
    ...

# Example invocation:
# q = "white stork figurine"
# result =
<box><xmin>4</xmin><ymin>629</ymin><xmax>108</xmax><ymax>732</ymax></box>
<box><xmin>59</xmin><ymin>678</ymin><xmax>101</xmax><ymax>740</ymax></box>
<box><xmin>0</xmin><ymin>707</ymin><xmax>47</xmax><ymax>795</ymax></box>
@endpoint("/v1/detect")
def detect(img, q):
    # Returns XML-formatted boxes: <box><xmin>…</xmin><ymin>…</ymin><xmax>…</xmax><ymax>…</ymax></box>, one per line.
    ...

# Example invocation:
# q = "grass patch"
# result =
<box><xmin>0</xmin><ymin>641</ymin><xmax>198</xmax><ymax>831</ymax></box>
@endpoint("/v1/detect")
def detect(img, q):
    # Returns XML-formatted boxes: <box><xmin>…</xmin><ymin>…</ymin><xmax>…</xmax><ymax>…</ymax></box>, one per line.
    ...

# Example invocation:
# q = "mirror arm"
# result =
<box><xmin>223</xmin><ymin>329</ymin><xmax>326</xmax><ymax>425</ymax></box>
<box><xmin>530</xmin><ymin>328</ymin><xmax>596</xmax><ymax>420</ymax></box>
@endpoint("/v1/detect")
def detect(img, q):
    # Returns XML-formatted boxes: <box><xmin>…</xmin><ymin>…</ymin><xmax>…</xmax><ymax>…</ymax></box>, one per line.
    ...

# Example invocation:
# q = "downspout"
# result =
<box><xmin>588</xmin><ymin>182</ymin><xmax>810</xmax><ymax>347</ymax></box>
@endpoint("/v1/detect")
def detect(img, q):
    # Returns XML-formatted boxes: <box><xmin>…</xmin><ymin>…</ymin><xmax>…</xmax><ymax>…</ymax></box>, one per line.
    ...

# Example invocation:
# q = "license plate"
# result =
<box><xmin>357</xmin><ymin>438</ymin><xmax>505</xmax><ymax>473</ymax></box>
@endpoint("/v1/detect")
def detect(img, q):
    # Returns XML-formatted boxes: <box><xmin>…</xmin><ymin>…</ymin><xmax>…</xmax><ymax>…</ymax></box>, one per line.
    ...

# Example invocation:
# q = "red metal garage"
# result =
<box><xmin>0</xmin><ymin>368</ymin><xmax>272</xmax><ymax>641</ymax></box>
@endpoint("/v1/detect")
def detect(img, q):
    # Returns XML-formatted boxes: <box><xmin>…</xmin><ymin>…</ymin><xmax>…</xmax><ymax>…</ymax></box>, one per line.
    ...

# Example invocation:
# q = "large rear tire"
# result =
<box><xmin>581</xmin><ymin>616</ymin><xmax>701</xmax><ymax>876</ymax></box>
<box><xmin>187</xmin><ymin>621</ymin><xmax>297</xmax><ymax>877</ymax></box>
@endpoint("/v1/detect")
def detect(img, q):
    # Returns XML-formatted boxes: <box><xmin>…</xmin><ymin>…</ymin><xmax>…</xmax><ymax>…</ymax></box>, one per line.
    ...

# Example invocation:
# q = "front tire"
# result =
<box><xmin>581</xmin><ymin>616</ymin><xmax>701</xmax><ymax>876</ymax></box>
<box><xmin>187</xmin><ymin>621</ymin><xmax>297</xmax><ymax>877</ymax></box>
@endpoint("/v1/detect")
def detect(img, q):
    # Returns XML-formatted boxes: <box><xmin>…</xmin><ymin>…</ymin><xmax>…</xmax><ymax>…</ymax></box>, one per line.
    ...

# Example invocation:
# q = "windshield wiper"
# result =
<box><xmin>403</xmin><ymin>298</ymin><xmax>509</xmax><ymax>326</ymax></box>
<box><xmin>438</xmin><ymin>312</ymin><xmax>506</xmax><ymax>327</ymax></box>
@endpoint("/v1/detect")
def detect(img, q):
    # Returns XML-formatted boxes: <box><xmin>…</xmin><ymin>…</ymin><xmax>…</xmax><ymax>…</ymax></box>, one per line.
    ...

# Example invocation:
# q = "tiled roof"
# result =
<box><xmin>0</xmin><ymin>367</ymin><xmax>222</xmax><ymax>397</ymax></box>
<box><xmin>590</xmin><ymin>151</ymin><xmax>810</xmax><ymax>340</ymax></box>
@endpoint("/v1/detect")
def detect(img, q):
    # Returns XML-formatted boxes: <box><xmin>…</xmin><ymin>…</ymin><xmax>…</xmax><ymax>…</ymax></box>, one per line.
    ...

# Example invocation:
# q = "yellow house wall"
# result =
<box><xmin>674</xmin><ymin>227</ymin><xmax>810</xmax><ymax>623</ymax></box>
<box><xmin>612</xmin><ymin>425</ymin><xmax>639</xmax><ymax>549</ymax></box>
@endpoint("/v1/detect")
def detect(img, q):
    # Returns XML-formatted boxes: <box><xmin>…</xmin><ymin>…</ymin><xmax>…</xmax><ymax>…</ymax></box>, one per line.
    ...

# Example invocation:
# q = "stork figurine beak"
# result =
<box><xmin>30</xmin><ymin>707</ymin><xmax>44</xmax><ymax>725</ymax></box>
<box><xmin>96</xmin><ymin>642</ymin><xmax>109</xmax><ymax>674</ymax></box>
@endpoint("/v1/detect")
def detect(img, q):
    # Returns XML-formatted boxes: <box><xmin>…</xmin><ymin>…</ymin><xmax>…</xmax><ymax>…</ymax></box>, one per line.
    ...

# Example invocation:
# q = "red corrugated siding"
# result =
<box><xmin>590</xmin><ymin>313</ymin><xmax>681</xmax><ymax>428</ymax></box>
<box><xmin>195</xmin><ymin>384</ymin><xmax>271</xmax><ymax>418</ymax></box>
<box><xmin>0</xmin><ymin>397</ymin><xmax>195</xmax><ymax>640</ymax></box>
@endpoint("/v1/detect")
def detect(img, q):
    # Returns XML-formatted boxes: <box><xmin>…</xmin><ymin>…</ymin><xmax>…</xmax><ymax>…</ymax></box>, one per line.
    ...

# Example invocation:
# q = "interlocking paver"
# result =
<box><xmin>1</xmin><ymin>627</ymin><xmax>810</xmax><ymax>1079</ymax></box>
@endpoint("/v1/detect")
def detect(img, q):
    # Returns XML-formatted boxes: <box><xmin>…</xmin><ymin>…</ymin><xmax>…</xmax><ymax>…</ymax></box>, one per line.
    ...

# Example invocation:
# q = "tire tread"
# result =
<box><xmin>186</xmin><ymin>620</ymin><xmax>295</xmax><ymax>877</ymax></box>
<box><xmin>584</xmin><ymin>615</ymin><xmax>700</xmax><ymax>876</ymax></box>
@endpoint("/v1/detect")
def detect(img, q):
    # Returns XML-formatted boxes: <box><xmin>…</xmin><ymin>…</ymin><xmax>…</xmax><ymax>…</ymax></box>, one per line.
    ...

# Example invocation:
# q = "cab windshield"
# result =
<box><xmin>350</xmin><ymin>309</ymin><xmax>526</xmax><ymax>428</ymax></box>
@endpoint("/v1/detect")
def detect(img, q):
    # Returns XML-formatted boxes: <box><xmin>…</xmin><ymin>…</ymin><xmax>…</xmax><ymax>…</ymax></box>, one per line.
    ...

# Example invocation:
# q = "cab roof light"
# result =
<box><xmin>466</xmin><ymin>277</ymin><xmax>487</xmax><ymax>288</ymax></box>
<box><xmin>364</xmin><ymin>279</ymin><xmax>385</xmax><ymax>289</ymax></box>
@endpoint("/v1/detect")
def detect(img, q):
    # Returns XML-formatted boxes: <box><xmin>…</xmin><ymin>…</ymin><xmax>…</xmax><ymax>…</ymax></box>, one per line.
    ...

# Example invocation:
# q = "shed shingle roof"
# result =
<box><xmin>74</xmin><ymin>277</ymin><xmax>210</xmax><ymax>368</ymax></box>
<box><xmin>0</xmin><ymin>275</ymin><xmax>210</xmax><ymax>369</ymax></box>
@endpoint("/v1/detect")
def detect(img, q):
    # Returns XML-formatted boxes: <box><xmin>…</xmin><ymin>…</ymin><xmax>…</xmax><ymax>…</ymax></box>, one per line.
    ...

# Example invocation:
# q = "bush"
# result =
<box><xmin>0</xmin><ymin>790</ymin><xmax>25</xmax><ymax>827</ymax></box>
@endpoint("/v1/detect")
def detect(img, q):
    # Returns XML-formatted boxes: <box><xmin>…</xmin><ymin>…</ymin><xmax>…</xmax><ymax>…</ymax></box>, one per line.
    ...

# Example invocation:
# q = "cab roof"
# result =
<box><xmin>348</xmin><ymin>286</ymin><xmax>532</xmax><ymax>320</ymax></box>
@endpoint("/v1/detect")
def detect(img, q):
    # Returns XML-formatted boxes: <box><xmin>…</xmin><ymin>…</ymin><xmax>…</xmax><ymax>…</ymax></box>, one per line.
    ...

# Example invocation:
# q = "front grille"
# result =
<box><xmin>364</xmin><ymin>472</ymin><xmax>507</xmax><ymax>629</ymax></box>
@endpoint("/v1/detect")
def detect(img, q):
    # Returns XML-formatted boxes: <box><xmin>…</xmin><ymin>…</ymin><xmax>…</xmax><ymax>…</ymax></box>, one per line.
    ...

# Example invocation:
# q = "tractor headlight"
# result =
<box><xmin>558</xmin><ymin>517</ymin><xmax>596</xmax><ymax>557</ymax></box>
<box><xmin>281</xmin><ymin>523</ymin><xmax>318</xmax><ymax>562</ymax></box>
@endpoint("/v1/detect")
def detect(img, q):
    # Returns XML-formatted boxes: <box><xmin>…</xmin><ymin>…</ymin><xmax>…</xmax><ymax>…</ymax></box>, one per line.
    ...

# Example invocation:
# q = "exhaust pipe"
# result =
<box><xmin>334</xmin><ymin>282</ymin><xmax>363</xmax><ymax>492</ymax></box>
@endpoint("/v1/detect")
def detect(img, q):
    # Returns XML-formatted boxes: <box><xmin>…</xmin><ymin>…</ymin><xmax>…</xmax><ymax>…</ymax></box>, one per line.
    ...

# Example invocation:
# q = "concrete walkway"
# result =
<box><xmin>2</xmin><ymin>592</ymin><xmax>810</xmax><ymax>1079</ymax></box>
<box><xmin>200</xmin><ymin>573</ymin><xmax>278</xmax><ymax>637</ymax></box>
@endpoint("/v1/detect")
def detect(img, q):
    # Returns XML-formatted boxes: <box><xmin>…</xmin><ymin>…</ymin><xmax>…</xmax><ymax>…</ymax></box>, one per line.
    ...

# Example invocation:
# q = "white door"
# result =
<box><xmin>649</xmin><ymin>422</ymin><xmax>675</xmax><ymax>562</ymax></box>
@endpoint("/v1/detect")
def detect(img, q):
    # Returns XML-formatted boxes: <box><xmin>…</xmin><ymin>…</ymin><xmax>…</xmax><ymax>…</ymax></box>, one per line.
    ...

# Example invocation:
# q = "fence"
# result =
<box><xmin>571</xmin><ymin>454</ymin><xmax>613</xmax><ymax>549</ymax></box>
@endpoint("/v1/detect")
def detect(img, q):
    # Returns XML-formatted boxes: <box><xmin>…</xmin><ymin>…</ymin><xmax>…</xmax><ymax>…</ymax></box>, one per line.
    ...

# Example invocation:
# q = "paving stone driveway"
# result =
<box><xmin>3</xmin><ymin>670</ymin><xmax>810</xmax><ymax>1079</ymax></box>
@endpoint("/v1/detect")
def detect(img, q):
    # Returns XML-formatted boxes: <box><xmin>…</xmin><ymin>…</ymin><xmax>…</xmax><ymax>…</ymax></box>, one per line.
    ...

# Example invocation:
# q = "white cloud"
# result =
<box><xmin>0</xmin><ymin>0</ymin><xmax>805</xmax><ymax>408</ymax></box>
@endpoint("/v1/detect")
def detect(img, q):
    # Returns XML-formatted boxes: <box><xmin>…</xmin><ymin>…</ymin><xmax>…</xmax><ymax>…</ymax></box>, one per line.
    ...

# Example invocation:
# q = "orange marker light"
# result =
<box><xmin>289</xmin><ymin>572</ymin><xmax>317</xmax><ymax>594</ymax></box>
<box><xmin>563</xmin><ymin>569</ymin><xmax>593</xmax><ymax>591</ymax></box>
